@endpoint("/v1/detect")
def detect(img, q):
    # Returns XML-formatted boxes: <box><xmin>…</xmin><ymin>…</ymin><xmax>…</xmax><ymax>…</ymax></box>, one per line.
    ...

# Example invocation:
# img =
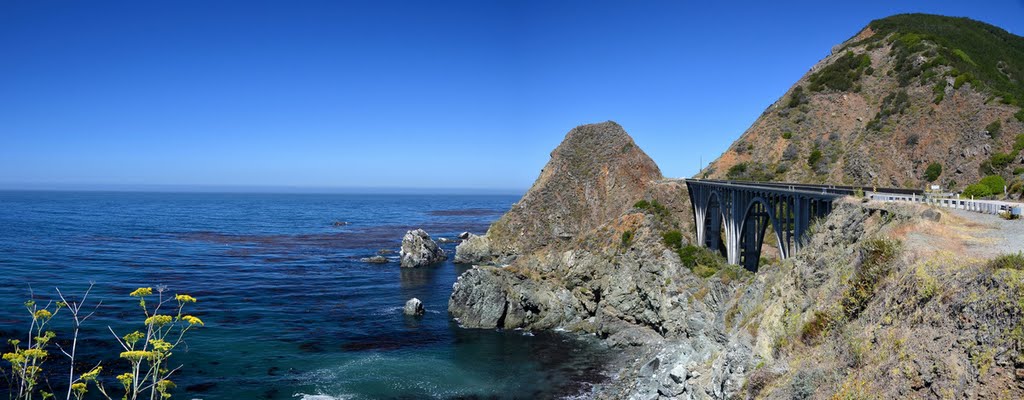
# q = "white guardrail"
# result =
<box><xmin>869</xmin><ymin>192</ymin><xmax>1023</xmax><ymax>217</ymax></box>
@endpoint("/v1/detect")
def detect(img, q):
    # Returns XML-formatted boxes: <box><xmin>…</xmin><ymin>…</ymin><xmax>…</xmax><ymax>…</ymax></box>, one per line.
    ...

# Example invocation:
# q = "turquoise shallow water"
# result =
<box><xmin>0</xmin><ymin>191</ymin><xmax>610</xmax><ymax>399</ymax></box>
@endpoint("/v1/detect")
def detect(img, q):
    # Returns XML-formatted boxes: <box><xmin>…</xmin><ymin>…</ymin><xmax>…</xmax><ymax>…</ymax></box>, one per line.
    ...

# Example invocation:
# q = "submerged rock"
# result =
<box><xmin>359</xmin><ymin>256</ymin><xmax>389</xmax><ymax>264</ymax></box>
<box><xmin>403</xmin><ymin>298</ymin><xmax>424</xmax><ymax>316</ymax></box>
<box><xmin>399</xmin><ymin>229</ymin><xmax>446</xmax><ymax>268</ymax></box>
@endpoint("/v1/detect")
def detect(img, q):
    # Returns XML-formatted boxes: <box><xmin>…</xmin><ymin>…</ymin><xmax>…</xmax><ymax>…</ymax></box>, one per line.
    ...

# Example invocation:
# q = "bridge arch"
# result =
<box><xmin>737</xmin><ymin>196</ymin><xmax>786</xmax><ymax>272</ymax></box>
<box><xmin>701</xmin><ymin>190</ymin><xmax>726</xmax><ymax>255</ymax></box>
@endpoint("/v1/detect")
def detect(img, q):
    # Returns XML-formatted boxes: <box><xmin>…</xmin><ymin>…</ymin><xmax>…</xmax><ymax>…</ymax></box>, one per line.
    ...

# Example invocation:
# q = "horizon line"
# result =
<box><xmin>0</xmin><ymin>182</ymin><xmax>527</xmax><ymax>195</ymax></box>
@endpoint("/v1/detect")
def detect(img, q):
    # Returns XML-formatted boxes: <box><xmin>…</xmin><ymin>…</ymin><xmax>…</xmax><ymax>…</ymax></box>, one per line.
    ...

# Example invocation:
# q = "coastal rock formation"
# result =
<box><xmin>399</xmin><ymin>229</ymin><xmax>446</xmax><ymax>268</ymax></box>
<box><xmin>403</xmin><ymin>298</ymin><xmax>424</xmax><ymax>316</ymax></box>
<box><xmin>453</xmin><ymin>233</ymin><xmax>492</xmax><ymax>264</ymax></box>
<box><xmin>479</xmin><ymin>121</ymin><xmax>663</xmax><ymax>264</ymax></box>
<box><xmin>449</xmin><ymin>119</ymin><xmax>1024</xmax><ymax>399</ymax></box>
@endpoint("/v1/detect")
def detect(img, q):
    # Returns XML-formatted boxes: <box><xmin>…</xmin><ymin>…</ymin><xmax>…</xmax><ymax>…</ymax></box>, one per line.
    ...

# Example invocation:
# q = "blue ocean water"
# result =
<box><xmin>0</xmin><ymin>191</ymin><xmax>610</xmax><ymax>399</ymax></box>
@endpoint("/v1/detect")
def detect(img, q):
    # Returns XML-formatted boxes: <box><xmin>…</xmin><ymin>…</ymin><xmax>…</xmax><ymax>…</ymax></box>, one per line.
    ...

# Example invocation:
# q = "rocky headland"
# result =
<box><xmin>448</xmin><ymin>121</ymin><xmax>1024</xmax><ymax>399</ymax></box>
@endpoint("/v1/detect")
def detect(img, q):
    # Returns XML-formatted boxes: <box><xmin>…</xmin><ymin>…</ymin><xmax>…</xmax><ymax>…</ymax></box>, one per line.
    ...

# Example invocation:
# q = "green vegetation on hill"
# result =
<box><xmin>808</xmin><ymin>51</ymin><xmax>871</xmax><ymax>92</ymax></box>
<box><xmin>854</xmin><ymin>14</ymin><xmax>1024</xmax><ymax>107</ymax></box>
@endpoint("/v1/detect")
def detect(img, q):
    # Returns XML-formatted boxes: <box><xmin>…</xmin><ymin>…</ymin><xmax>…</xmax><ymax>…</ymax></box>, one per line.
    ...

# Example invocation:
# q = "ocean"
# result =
<box><xmin>0</xmin><ymin>191</ymin><xmax>611</xmax><ymax>399</ymax></box>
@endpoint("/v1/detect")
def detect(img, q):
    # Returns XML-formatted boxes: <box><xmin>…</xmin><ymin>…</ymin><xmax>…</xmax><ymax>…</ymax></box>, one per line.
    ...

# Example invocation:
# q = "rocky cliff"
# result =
<box><xmin>705</xmin><ymin>14</ymin><xmax>1024</xmax><ymax>198</ymax></box>
<box><xmin>477</xmin><ymin>121</ymin><xmax>663</xmax><ymax>264</ymax></box>
<box><xmin>449</xmin><ymin>119</ymin><xmax>1024</xmax><ymax>399</ymax></box>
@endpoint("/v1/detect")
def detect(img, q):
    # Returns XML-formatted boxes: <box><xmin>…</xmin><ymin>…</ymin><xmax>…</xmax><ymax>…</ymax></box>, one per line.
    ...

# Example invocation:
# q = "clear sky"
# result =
<box><xmin>2</xmin><ymin>1</ymin><xmax>1022</xmax><ymax>193</ymax></box>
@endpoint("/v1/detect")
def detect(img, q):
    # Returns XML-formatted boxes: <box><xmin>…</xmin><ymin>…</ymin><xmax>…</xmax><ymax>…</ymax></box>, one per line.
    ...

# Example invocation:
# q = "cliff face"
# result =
<box><xmin>449</xmin><ymin>119</ymin><xmax>1024</xmax><ymax>399</ymax></box>
<box><xmin>482</xmin><ymin>121</ymin><xmax>663</xmax><ymax>263</ymax></box>
<box><xmin>705</xmin><ymin>14</ymin><xmax>1024</xmax><ymax>196</ymax></box>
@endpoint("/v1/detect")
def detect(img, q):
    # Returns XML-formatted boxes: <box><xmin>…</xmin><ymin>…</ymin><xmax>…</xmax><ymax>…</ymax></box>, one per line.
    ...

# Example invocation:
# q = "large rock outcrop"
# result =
<box><xmin>471</xmin><ymin>121</ymin><xmax>663</xmax><ymax>264</ymax></box>
<box><xmin>453</xmin><ymin>233</ymin><xmax>492</xmax><ymax>264</ymax></box>
<box><xmin>399</xmin><ymin>229</ymin><xmax>446</xmax><ymax>268</ymax></box>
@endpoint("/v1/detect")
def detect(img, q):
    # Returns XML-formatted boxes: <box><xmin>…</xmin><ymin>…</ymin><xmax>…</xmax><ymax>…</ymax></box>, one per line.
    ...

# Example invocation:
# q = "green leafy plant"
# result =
<box><xmin>962</xmin><ymin>183</ymin><xmax>993</xmax><ymax>198</ymax></box>
<box><xmin>924</xmin><ymin>163</ymin><xmax>943</xmax><ymax>182</ymax></box>
<box><xmin>985</xmin><ymin>120</ymin><xmax>1001</xmax><ymax>138</ymax></box>
<box><xmin>980</xmin><ymin>174</ymin><xmax>1006</xmax><ymax>194</ymax></box>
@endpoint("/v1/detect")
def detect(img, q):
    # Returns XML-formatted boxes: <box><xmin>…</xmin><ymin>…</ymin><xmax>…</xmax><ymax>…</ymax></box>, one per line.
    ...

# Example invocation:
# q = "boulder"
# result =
<box><xmin>399</xmin><ymin>229</ymin><xmax>446</xmax><ymax>268</ymax></box>
<box><xmin>458</xmin><ymin>231</ymin><xmax>471</xmax><ymax>240</ymax></box>
<box><xmin>454</xmin><ymin>233</ymin><xmax>493</xmax><ymax>264</ymax></box>
<box><xmin>403</xmin><ymin>298</ymin><xmax>424</xmax><ymax>316</ymax></box>
<box><xmin>359</xmin><ymin>256</ymin><xmax>389</xmax><ymax>264</ymax></box>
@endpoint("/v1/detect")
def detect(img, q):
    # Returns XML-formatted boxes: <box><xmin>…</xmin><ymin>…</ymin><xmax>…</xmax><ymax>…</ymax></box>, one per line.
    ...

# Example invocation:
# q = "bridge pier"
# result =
<box><xmin>685</xmin><ymin>180</ymin><xmax>843</xmax><ymax>272</ymax></box>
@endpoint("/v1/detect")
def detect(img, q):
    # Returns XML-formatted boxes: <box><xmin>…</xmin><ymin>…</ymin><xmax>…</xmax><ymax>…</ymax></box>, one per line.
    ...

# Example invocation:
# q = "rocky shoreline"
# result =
<box><xmin>444</xmin><ymin>121</ymin><xmax>1024</xmax><ymax>399</ymax></box>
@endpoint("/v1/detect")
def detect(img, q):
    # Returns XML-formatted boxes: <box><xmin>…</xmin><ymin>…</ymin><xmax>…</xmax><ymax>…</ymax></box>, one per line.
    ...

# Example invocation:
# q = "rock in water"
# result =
<box><xmin>359</xmin><ymin>256</ymin><xmax>389</xmax><ymax>264</ymax></box>
<box><xmin>482</xmin><ymin>121</ymin><xmax>662</xmax><ymax>263</ymax></box>
<box><xmin>403</xmin><ymin>298</ymin><xmax>424</xmax><ymax>316</ymax></box>
<box><xmin>399</xmin><ymin>229</ymin><xmax>446</xmax><ymax>268</ymax></box>
<box><xmin>454</xmin><ymin>233</ymin><xmax>492</xmax><ymax>264</ymax></box>
<box><xmin>457</xmin><ymin>231</ymin><xmax>471</xmax><ymax>240</ymax></box>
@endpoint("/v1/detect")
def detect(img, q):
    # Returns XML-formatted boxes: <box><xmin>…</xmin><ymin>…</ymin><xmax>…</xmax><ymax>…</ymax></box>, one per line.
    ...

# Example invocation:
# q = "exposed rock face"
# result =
<box><xmin>399</xmin><ymin>229</ymin><xmax>446</xmax><ymax>268</ymax></box>
<box><xmin>481</xmin><ymin>121</ymin><xmax>663</xmax><ymax>263</ymax></box>
<box><xmin>403</xmin><ymin>298</ymin><xmax>424</xmax><ymax>316</ymax></box>
<box><xmin>453</xmin><ymin>234</ymin><xmax>492</xmax><ymax>264</ymax></box>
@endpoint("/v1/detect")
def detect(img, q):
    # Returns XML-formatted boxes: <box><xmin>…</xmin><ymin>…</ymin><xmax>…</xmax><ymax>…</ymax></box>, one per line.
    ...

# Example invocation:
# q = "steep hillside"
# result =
<box><xmin>449</xmin><ymin>120</ymin><xmax>1024</xmax><ymax>399</ymax></box>
<box><xmin>705</xmin><ymin>14</ymin><xmax>1024</xmax><ymax>197</ymax></box>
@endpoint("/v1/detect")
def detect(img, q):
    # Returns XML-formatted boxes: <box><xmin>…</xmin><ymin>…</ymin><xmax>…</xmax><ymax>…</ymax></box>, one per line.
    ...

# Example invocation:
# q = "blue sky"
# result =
<box><xmin>2</xmin><ymin>1</ymin><xmax>1022</xmax><ymax>193</ymax></box>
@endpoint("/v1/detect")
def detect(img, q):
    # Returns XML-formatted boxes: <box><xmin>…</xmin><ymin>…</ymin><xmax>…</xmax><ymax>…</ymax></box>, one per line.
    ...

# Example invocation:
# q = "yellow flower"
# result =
<box><xmin>34</xmin><ymin>309</ymin><xmax>52</xmax><ymax>319</ymax></box>
<box><xmin>144</xmin><ymin>315</ymin><xmax>173</xmax><ymax>327</ymax></box>
<box><xmin>181</xmin><ymin>315</ymin><xmax>204</xmax><ymax>326</ymax></box>
<box><xmin>23</xmin><ymin>348</ymin><xmax>47</xmax><ymax>359</ymax></box>
<box><xmin>129</xmin><ymin>287</ymin><xmax>153</xmax><ymax>297</ymax></box>
<box><xmin>2</xmin><ymin>352</ymin><xmax>25</xmax><ymax>364</ymax></box>
<box><xmin>71</xmin><ymin>382</ymin><xmax>87</xmax><ymax>393</ymax></box>
<box><xmin>124</xmin><ymin>331</ymin><xmax>144</xmax><ymax>346</ymax></box>
<box><xmin>116</xmin><ymin>372</ymin><xmax>133</xmax><ymax>388</ymax></box>
<box><xmin>175</xmin><ymin>294</ymin><xmax>197</xmax><ymax>303</ymax></box>
<box><xmin>80</xmin><ymin>366</ymin><xmax>102</xmax><ymax>382</ymax></box>
<box><xmin>119</xmin><ymin>350</ymin><xmax>155</xmax><ymax>361</ymax></box>
<box><xmin>149</xmin><ymin>339</ymin><xmax>172</xmax><ymax>352</ymax></box>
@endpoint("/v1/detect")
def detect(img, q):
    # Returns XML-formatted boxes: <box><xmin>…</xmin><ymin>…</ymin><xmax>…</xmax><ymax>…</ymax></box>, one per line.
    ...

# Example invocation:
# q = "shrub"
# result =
<box><xmin>662</xmin><ymin>230</ymin><xmax>683</xmax><ymax>250</ymax></box>
<box><xmin>727</xmin><ymin>163</ymin><xmax>748</xmax><ymax>180</ymax></box>
<box><xmin>991</xmin><ymin>152</ymin><xmax>1014</xmax><ymax>170</ymax></box>
<box><xmin>924</xmin><ymin>162</ymin><xmax>943</xmax><ymax>182</ymax></box>
<box><xmin>782</xmin><ymin>131</ymin><xmax>793</xmax><ymax>139</ymax></box>
<box><xmin>866</xmin><ymin>90</ymin><xmax>911</xmax><ymax>131</ymax></box>
<box><xmin>905</xmin><ymin>133</ymin><xmax>920</xmax><ymax>147</ymax></box>
<box><xmin>1016</xmin><ymin>109</ymin><xmax>1024</xmax><ymax>123</ymax></box>
<box><xmin>980</xmin><ymin>175</ymin><xmax>1006</xmax><ymax>194</ymax></box>
<box><xmin>953</xmin><ymin>73</ymin><xmax>974</xmax><ymax>89</ymax></box>
<box><xmin>985</xmin><ymin>120</ymin><xmax>1001</xmax><ymax>138</ymax></box>
<box><xmin>1014</xmin><ymin>167</ymin><xmax>1024</xmax><ymax>176</ymax></box>
<box><xmin>962</xmin><ymin>183</ymin><xmax>993</xmax><ymax>198</ymax></box>
<box><xmin>800</xmin><ymin>311</ymin><xmax>833</xmax><ymax>345</ymax></box>
<box><xmin>787</xmin><ymin>86</ymin><xmax>808</xmax><ymax>108</ymax></box>
<box><xmin>620</xmin><ymin>230</ymin><xmax>634</xmax><ymax>248</ymax></box>
<box><xmin>808</xmin><ymin>51</ymin><xmax>872</xmax><ymax>92</ymax></box>
<box><xmin>1014</xmin><ymin>134</ymin><xmax>1024</xmax><ymax>154</ymax></box>
<box><xmin>782</xmin><ymin>143</ymin><xmax>799</xmax><ymax>161</ymax></box>
<box><xmin>807</xmin><ymin>149</ymin><xmax>823</xmax><ymax>168</ymax></box>
<box><xmin>987</xmin><ymin>253</ymin><xmax>1024</xmax><ymax>271</ymax></box>
<box><xmin>634</xmin><ymin>199</ymin><xmax>671</xmax><ymax>219</ymax></box>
